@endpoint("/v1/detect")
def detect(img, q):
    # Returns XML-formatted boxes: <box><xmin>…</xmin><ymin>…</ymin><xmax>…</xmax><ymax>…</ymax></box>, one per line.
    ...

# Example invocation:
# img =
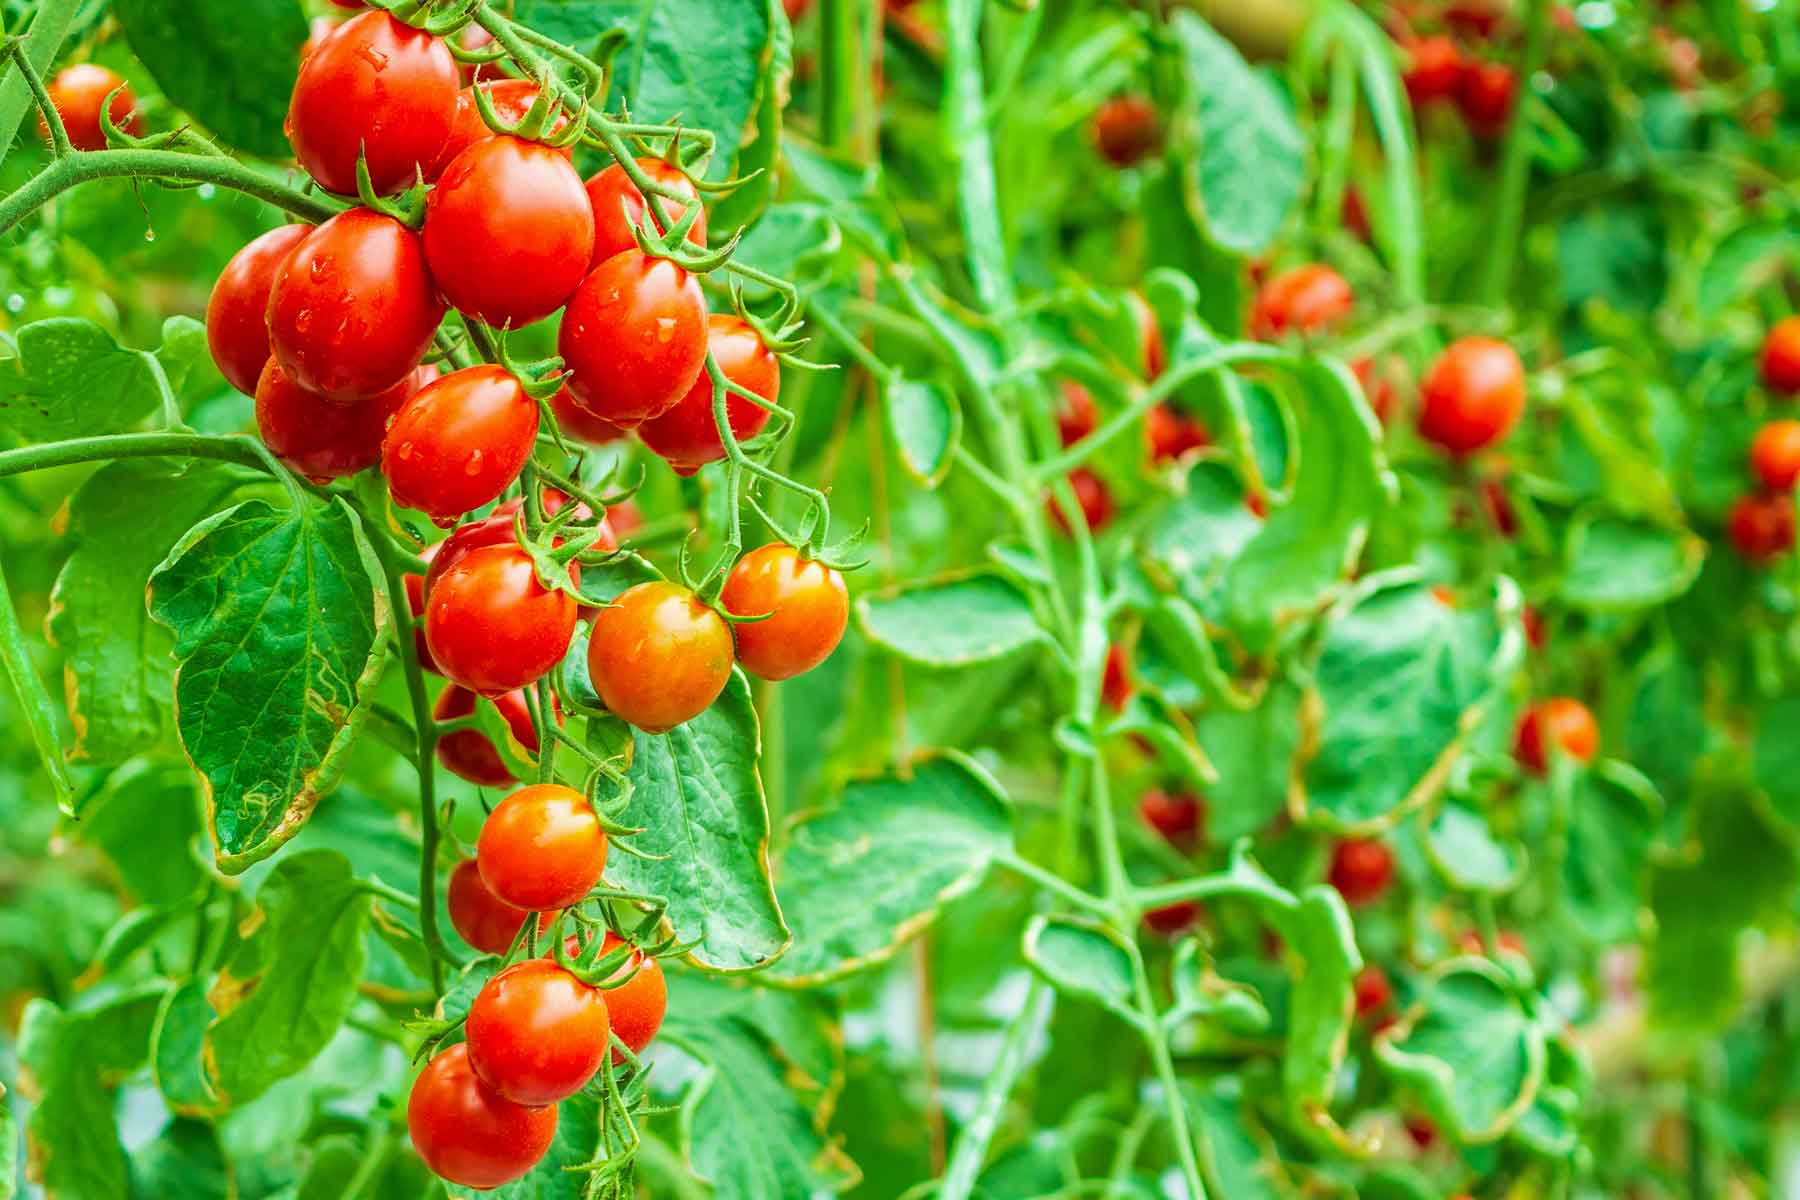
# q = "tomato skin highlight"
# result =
<box><xmin>407</xmin><ymin>1042</ymin><xmax>556</xmax><ymax>1190</ymax></box>
<box><xmin>478</xmin><ymin>783</ymin><xmax>608</xmax><ymax>911</ymax></box>
<box><xmin>638</xmin><ymin>316</ymin><xmax>779</xmax><ymax>474</ymax></box>
<box><xmin>1092</xmin><ymin>94</ymin><xmax>1160</xmax><ymax>167</ymax></box>
<box><xmin>267</xmin><ymin>208</ymin><xmax>445</xmax><ymax>402</ymax></box>
<box><xmin>447</xmin><ymin>858</ymin><xmax>551</xmax><ymax>956</ymax></box>
<box><xmin>593</xmin><ymin>932</ymin><xmax>666</xmax><ymax>1060</ymax></box>
<box><xmin>207</xmin><ymin>224</ymin><xmax>311</xmax><ymax>397</ymax></box>
<box><xmin>42</xmin><ymin>64</ymin><xmax>140</xmax><ymax>151</ymax></box>
<box><xmin>466</xmin><ymin>959</ymin><xmax>611</xmax><ymax>1106</ymax></box>
<box><xmin>1416</xmin><ymin>336</ymin><xmax>1525</xmax><ymax>456</ymax></box>
<box><xmin>721</xmin><ymin>543</ymin><xmax>849</xmax><ymax>681</ymax></box>
<box><xmin>287</xmin><ymin>10</ymin><xmax>459</xmax><ymax>195</ymax></box>
<box><xmin>1513</xmin><ymin>697</ymin><xmax>1598</xmax><ymax>775</ymax></box>
<box><xmin>1249</xmin><ymin>264</ymin><xmax>1353</xmax><ymax>340</ymax></box>
<box><xmin>382</xmin><ymin>365</ymin><xmax>540</xmax><ymax>523</ymax></box>
<box><xmin>254</xmin><ymin>358</ymin><xmax>419</xmax><ymax>483</ymax></box>
<box><xmin>558</xmin><ymin>250</ymin><xmax>709</xmax><ymax>429</ymax></box>
<box><xmin>1752</xmin><ymin>420</ymin><xmax>1800</xmax><ymax>492</ymax></box>
<box><xmin>1327</xmin><ymin>838</ymin><xmax>1394</xmax><ymax>906</ymax></box>
<box><xmin>425</xmin><ymin>545</ymin><xmax>576</xmax><ymax>696</ymax></box>
<box><xmin>584</xmin><ymin>158</ymin><xmax>708</xmax><ymax>268</ymax></box>
<box><xmin>433</xmin><ymin>684</ymin><xmax>552</xmax><ymax>788</ymax></box>
<box><xmin>1730</xmin><ymin>491</ymin><xmax>1796</xmax><ymax>562</ymax></box>
<box><xmin>587</xmin><ymin>581</ymin><xmax>735</xmax><ymax>732</ymax></box>
<box><xmin>1762</xmin><ymin>317</ymin><xmax>1800</xmax><ymax>394</ymax></box>
<box><xmin>424</xmin><ymin>135</ymin><xmax>594</xmax><ymax>330</ymax></box>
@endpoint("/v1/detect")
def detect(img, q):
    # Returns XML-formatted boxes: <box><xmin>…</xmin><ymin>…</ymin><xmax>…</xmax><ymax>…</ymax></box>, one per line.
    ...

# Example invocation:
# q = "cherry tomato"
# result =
<box><xmin>1479</xmin><ymin>476</ymin><xmax>1517</xmax><ymax>537</ymax></box>
<box><xmin>301</xmin><ymin>16</ymin><xmax>340</xmax><ymax>61</ymax></box>
<box><xmin>1353</xmin><ymin>965</ymin><xmax>1393</xmax><ymax>1020</ymax></box>
<box><xmin>434</xmin><ymin>684</ymin><xmax>554</xmax><ymax>788</ymax></box>
<box><xmin>1327</xmin><ymin>838</ymin><xmax>1394</xmax><ymax>906</ymax></box>
<box><xmin>404</xmin><ymin>542</ymin><xmax>441</xmax><ymax>675</ymax></box>
<box><xmin>255</xmin><ymin>358</ymin><xmax>420</xmax><ymax>483</ymax></box>
<box><xmin>287</xmin><ymin>10</ymin><xmax>458</xmax><ymax>195</ymax></box>
<box><xmin>1048</xmin><ymin>467</ymin><xmax>1114</xmax><ymax>535</ymax></box>
<box><xmin>382</xmin><ymin>366</ymin><xmax>540</xmax><ymax>523</ymax></box>
<box><xmin>1092</xmin><ymin>94</ymin><xmax>1160</xmax><ymax>167</ymax></box>
<box><xmin>1402</xmin><ymin>35</ymin><xmax>1463</xmax><ymax>107</ymax></box>
<box><xmin>407</xmin><ymin>1042</ymin><xmax>556</xmax><ymax>1190</ymax></box>
<box><xmin>266</xmin><ymin>208</ymin><xmax>444</xmax><ymax>402</ymax></box>
<box><xmin>1403</xmin><ymin>1116</ymin><xmax>1438</xmax><ymax>1151</ymax></box>
<box><xmin>424</xmin><ymin>136</ymin><xmax>593</xmax><ymax>329</ymax></box>
<box><xmin>638</xmin><ymin>316</ymin><xmax>779</xmax><ymax>474</ymax></box>
<box><xmin>558</xmin><ymin>250</ymin><xmax>709</xmax><ymax>429</ymax></box>
<box><xmin>1342</xmin><ymin>186</ymin><xmax>1372</xmax><ymax>242</ymax></box>
<box><xmin>1416</xmin><ymin>336</ymin><xmax>1525</xmax><ymax>456</ymax></box>
<box><xmin>720</xmin><ymin>543</ymin><xmax>848</xmax><ymax>681</ymax></box>
<box><xmin>1730</xmin><ymin>491</ymin><xmax>1796</xmax><ymax>563</ymax></box>
<box><xmin>425</xmin><ymin>544</ymin><xmax>576</xmax><ymax>696</ymax></box>
<box><xmin>1457</xmin><ymin>60</ymin><xmax>1517</xmax><ymax>138</ymax></box>
<box><xmin>592</xmin><ymin>932</ymin><xmax>666</xmax><ymax>1060</ymax></box>
<box><xmin>458</xmin><ymin>23</ymin><xmax>497</xmax><ymax>84</ymax></box>
<box><xmin>206</xmin><ymin>225</ymin><xmax>310</xmax><ymax>397</ymax></box>
<box><xmin>1250</xmin><ymin>264</ymin><xmax>1353</xmax><ymax>340</ymax></box>
<box><xmin>466</xmin><ymin>959</ymin><xmax>610</xmax><ymax>1106</ymax></box>
<box><xmin>430</xmin><ymin>80</ymin><xmax>572</xmax><ymax>180</ymax></box>
<box><xmin>1057</xmin><ymin>382</ymin><xmax>1098</xmax><ymax>447</ymax></box>
<box><xmin>1128</xmin><ymin>292</ymin><xmax>1165</xmax><ymax>379</ymax></box>
<box><xmin>477</xmin><ymin>782</ymin><xmax>608</xmax><ymax>911</ymax></box>
<box><xmin>1143</xmin><ymin>900</ymin><xmax>1201</xmax><ymax>936</ymax></box>
<box><xmin>1101</xmin><ymin>644</ymin><xmax>1133</xmax><ymax>711</ymax></box>
<box><xmin>1513</xmin><ymin>697</ymin><xmax>1597</xmax><ymax>775</ymax></box>
<box><xmin>587</xmin><ymin>581</ymin><xmax>734</xmax><ymax>732</ymax></box>
<box><xmin>447</xmin><ymin>858</ymin><xmax>551</xmax><ymax>956</ymax></box>
<box><xmin>42</xmin><ymin>65</ymin><xmax>140</xmax><ymax>152</ymax></box>
<box><xmin>1762</xmin><ymin>317</ymin><xmax>1800</xmax><ymax>394</ymax></box>
<box><xmin>1752</xmin><ymin>420</ymin><xmax>1800</xmax><ymax>492</ymax></box>
<box><xmin>1138</xmin><ymin>789</ymin><xmax>1203</xmax><ymax>850</ymax></box>
<box><xmin>1521</xmin><ymin>603</ymin><xmax>1546</xmax><ymax>651</ymax></box>
<box><xmin>584</xmin><ymin>158</ymin><xmax>707</xmax><ymax>267</ymax></box>
<box><xmin>550</xmin><ymin>385</ymin><xmax>629</xmax><ymax>446</ymax></box>
<box><xmin>1146</xmin><ymin>404</ymin><xmax>1209</xmax><ymax>464</ymax></box>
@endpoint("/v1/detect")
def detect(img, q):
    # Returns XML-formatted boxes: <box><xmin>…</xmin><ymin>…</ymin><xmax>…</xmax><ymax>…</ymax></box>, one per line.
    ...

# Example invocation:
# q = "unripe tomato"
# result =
<box><xmin>466</xmin><ymin>959</ymin><xmax>610</xmax><ymax>1106</ymax></box>
<box><xmin>584</xmin><ymin>158</ymin><xmax>708</xmax><ymax>267</ymax></box>
<box><xmin>588</xmin><ymin>582</ymin><xmax>734</xmax><ymax>731</ymax></box>
<box><xmin>430</xmin><ymin>80</ymin><xmax>571</xmax><ymax>180</ymax></box>
<box><xmin>255</xmin><ymin>358</ymin><xmax>420</xmax><ymax>483</ymax></box>
<box><xmin>1327</xmin><ymin>838</ymin><xmax>1394</xmax><ymax>906</ymax></box>
<box><xmin>1138</xmin><ymin>789</ymin><xmax>1203</xmax><ymax>850</ymax></box>
<box><xmin>1048</xmin><ymin>467</ymin><xmax>1114</xmax><ymax>535</ymax></box>
<box><xmin>447</xmin><ymin>858</ymin><xmax>551</xmax><ymax>956</ymax></box>
<box><xmin>550</xmin><ymin>386</ymin><xmax>628</xmax><ymax>446</ymax></box>
<box><xmin>1416</xmin><ymin>336</ymin><xmax>1525</xmax><ymax>456</ymax></box>
<box><xmin>1729</xmin><ymin>491</ymin><xmax>1795</xmax><ymax>563</ymax></box>
<box><xmin>42</xmin><ymin>64</ymin><xmax>140</xmax><ymax>152</ymax></box>
<box><xmin>558</xmin><ymin>250</ymin><xmax>709</xmax><ymax>428</ymax></box>
<box><xmin>424</xmin><ymin>136</ymin><xmax>593</xmax><ymax>329</ymax></box>
<box><xmin>638</xmin><ymin>316</ymin><xmax>779</xmax><ymax>474</ymax></box>
<box><xmin>1092</xmin><ymin>94</ymin><xmax>1160</xmax><ymax>167</ymax></box>
<box><xmin>1513</xmin><ymin>696</ymin><xmax>1599</xmax><ymax>775</ymax></box>
<box><xmin>1353</xmin><ymin>965</ymin><xmax>1393</xmax><ymax>1019</ymax></box>
<box><xmin>1057</xmin><ymin>382</ymin><xmax>1098</xmax><ymax>447</ymax></box>
<box><xmin>408</xmin><ymin>1042</ymin><xmax>556</xmax><ymax>1190</ymax></box>
<box><xmin>477</xmin><ymin>783</ymin><xmax>608</xmax><ymax>911</ymax></box>
<box><xmin>592</xmin><ymin>932</ymin><xmax>666</xmax><ymax>1061</ymax></box>
<box><xmin>287</xmin><ymin>10</ymin><xmax>459</xmax><ymax>195</ymax></box>
<box><xmin>1145</xmin><ymin>403</ymin><xmax>1209</xmax><ymax>464</ymax></box>
<box><xmin>425</xmin><ymin>545</ymin><xmax>576</xmax><ymax>696</ymax></box>
<box><xmin>206</xmin><ymin>225</ymin><xmax>310</xmax><ymax>397</ymax></box>
<box><xmin>1762</xmin><ymin>317</ymin><xmax>1800</xmax><ymax>394</ymax></box>
<box><xmin>434</xmin><ymin>684</ymin><xmax>553</xmax><ymax>788</ymax></box>
<box><xmin>1101</xmin><ymin>644</ymin><xmax>1133</xmax><ymax>711</ymax></box>
<box><xmin>1249</xmin><ymin>264</ymin><xmax>1354</xmax><ymax>340</ymax></box>
<box><xmin>1403</xmin><ymin>35</ymin><xmax>1463</xmax><ymax>107</ymax></box>
<box><xmin>1143</xmin><ymin>900</ymin><xmax>1201</xmax><ymax>936</ymax></box>
<box><xmin>382</xmin><ymin>366</ymin><xmax>540</xmax><ymax>524</ymax></box>
<box><xmin>1752</xmin><ymin>420</ymin><xmax>1800</xmax><ymax>492</ymax></box>
<box><xmin>1457</xmin><ymin>60</ymin><xmax>1517</xmax><ymax>138</ymax></box>
<box><xmin>266</xmin><ymin>208</ymin><xmax>444</xmax><ymax>402</ymax></box>
<box><xmin>720</xmin><ymin>543</ymin><xmax>848</xmax><ymax>681</ymax></box>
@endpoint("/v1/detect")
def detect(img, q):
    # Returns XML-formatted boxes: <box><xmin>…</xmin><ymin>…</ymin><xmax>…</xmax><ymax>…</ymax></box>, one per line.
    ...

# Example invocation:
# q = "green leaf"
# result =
<box><xmin>1021</xmin><ymin>914</ymin><xmax>1139</xmax><ymax>1026</ymax></box>
<box><xmin>705</xmin><ymin>0</ymin><xmax>791</xmax><ymax>231</ymax></box>
<box><xmin>114</xmin><ymin>0</ymin><xmax>306</xmax><ymax>157</ymax></box>
<box><xmin>204</xmin><ymin>849</ymin><xmax>373</xmax><ymax>1106</ymax></box>
<box><xmin>1169</xmin><ymin>12</ymin><xmax>1303</xmax><ymax>255</ymax></box>
<box><xmin>1425</xmin><ymin>799</ymin><xmax>1526</xmax><ymax>894</ymax></box>
<box><xmin>857</xmin><ymin>573</ymin><xmax>1044</xmax><ymax>667</ymax></box>
<box><xmin>153</xmin><ymin>979</ymin><xmax>219</xmax><ymax>1116</ymax></box>
<box><xmin>1756</xmin><ymin>695</ymin><xmax>1800</xmax><ymax>840</ymax></box>
<box><xmin>884</xmin><ymin>377</ymin><xmax>961</xmax><ymax>488</ymax></box>
<box><xmin>1561</xmin><ymin>761</ymin><xmax>1660</xmax><ymax>942</ymax></box>
<box><xmin>609</xmin><ymin>673</ymin><xmax>789</xmax><ymax>973</ymax></box>
<box><xmin>1555</xmin><ymin>203</ymin><xmax>1669</xmax><ymax>316</ymax></box>
<box><xmin>0</xmin><ymin>1084</ymin><xmax>15</xmax><ymax>1200</ymax></box>
<box><xmin>0</xmin><ymin>315</ymin><xmax>207</xmax><ymax>442</ymax></box>
<box><xmin>1560</xmin><ymin>514</ymin><xmax>1704</xmax><ymax>612</ymax></box>
<box><xmin>130</xmin><ymin>1119</ymin><xmax>233</xmax><ymax>1200</ymax></box>
<box><xmin>1185</xmin><ymin>1077</ymin><xmax>1293</xmax><ymax>1200</ymax></box>
<box><xmin>1374</xmin><ymin>960</ymin><xmax>1546</xmax><ymax>1142</ymax></box>
<box><xmin>1272</xmin><ymin>888</ymin><xmax>1362</xmax><ymax>1150</ymax></box>
<box><xmin>73</xmin><ymin>762</ymin><xmax>207</xmax><ymax>905</ymax></box>
<box><xmin>1510</xmin><ymin>1033</ymin><xmax>1589</xmax><ymax>1160</ymax></box>
<box><xmin>1696</xmin><ymin>222</ymin><xmax>1797</xmax><ymax>315</ymax></box>
<box><xmin>1193</xmin><ymin>684</ymin><xmax>1300</xmax><ymax>840</ymax></box>
<box><xmin>764</xmin><ymin>752</ymin><xmax>1011</xmax><ymax>986</ymax></box>
<box><xmin>1142</xmin><ymin>460</ymin><xmax>1263</xmax><ymax>619</ymax></box>
<box><xmin>48</xmin><ymin>458</ymin><xmax>252</xmax><ymax>764</ymax></box>
<box><xmin>147</xmin><ymin>498</ymin><xmax>388</xmax><ymax>872</ymax></box>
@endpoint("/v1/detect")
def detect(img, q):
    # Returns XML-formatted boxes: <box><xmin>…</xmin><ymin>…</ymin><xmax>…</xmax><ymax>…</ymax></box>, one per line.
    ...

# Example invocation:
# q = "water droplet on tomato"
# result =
<box><xmin>465</xmin><ymin>449</ymin><xmax>485</xmax><ymax>475</ymax></box>
<box><xmin>655</xmin><ymin>317</ymin><xmax>675</xmax><ymax>343</ymax></box>
<box><xmin>309</xmin><ymin>257</ymin><xmax>330</xmax><ymax>282</ymax></box>
<box><xmin>295</xmin><ymin>308</ymin><xmax>314</xmax><ymax>332</ymax></box>
<box><xmin>357</xmin><ymin>46</ymin><xmax>390</xmax><ymax>71</ymax></box>
<box><xmin>396</xmin><ymin>440</ymin><xmax>416</xmax><ymax>461</ymax></box>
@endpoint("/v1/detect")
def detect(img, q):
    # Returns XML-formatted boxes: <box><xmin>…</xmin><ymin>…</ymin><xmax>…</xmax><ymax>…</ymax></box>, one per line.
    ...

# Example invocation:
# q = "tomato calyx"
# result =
<box><xmin>469</xmin><ymin>73</ymin><xmax>589</xmax><ymax>149</ymax></box>
<box><xmin>352</xmin><ymin>146</ymin><xmax>431</xmax><ymax>228</ymax></box>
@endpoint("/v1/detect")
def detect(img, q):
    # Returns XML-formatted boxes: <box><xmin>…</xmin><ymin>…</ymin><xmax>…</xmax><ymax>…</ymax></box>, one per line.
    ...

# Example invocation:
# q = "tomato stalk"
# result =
<box><xmin>0</xmin><ymin>0</ymin><xmax>79</xmax><ymax>169</ymax></box>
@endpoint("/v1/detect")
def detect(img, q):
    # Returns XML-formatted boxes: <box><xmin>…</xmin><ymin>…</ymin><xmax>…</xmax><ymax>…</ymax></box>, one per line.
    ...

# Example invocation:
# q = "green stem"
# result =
<box><xmin>339</xmin><ymin>1123</ymin><xmax>394</xmax><ymax>1200</ymax></box>
<box><xmin>819</xmin><ymin>0</ymin><xmax>859</xmax><ymax>150</ymax></box>
<box><xmin>1130</xmin><ymin>948</ymin><xmax>1208</xmax><ymax>1195</ymax></box>
<box><xmin>937</xmin><ymin>978</ymin><xmax>1054</xmax><ymax>1200</ymax></box>
<box><xmin>0</xmin><ymin>556</ymin><xmax>75</xmax><ymax>816</ymax></box>
<box><xmin>1477</xmin><ymin>0</ymin><xmax>1550</xmax><ymax>304</ymax></box>
<box><xmin>0</xmin><ymin>0</ymin><xmax>81</xmax><ymax>171</ymax></box>
<box><xmin>997</xmin><ymin>851</ymin><xmax>1114</xmax><ymax>917</ymax></box>
<box><xmin>0</xmin><ymin>431</ymin><xmax>272</xmax><ymax>480</ymax></box>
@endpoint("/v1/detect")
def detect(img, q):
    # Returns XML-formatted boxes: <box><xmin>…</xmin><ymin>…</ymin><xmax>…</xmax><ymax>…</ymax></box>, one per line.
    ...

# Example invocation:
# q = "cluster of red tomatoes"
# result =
<box><xmin>1731</xmin><ymin>318</ymin><xmax>1800</xmax><ymax>562</ymax></box>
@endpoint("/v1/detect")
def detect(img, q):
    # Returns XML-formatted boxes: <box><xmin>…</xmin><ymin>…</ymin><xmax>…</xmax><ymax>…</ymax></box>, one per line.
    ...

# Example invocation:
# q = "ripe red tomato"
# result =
<box><xmin>1249</xmin><ymin>264</ymin><xmax>1354</xmax><ymax>340</ymax></box>
<box><xmin>466</xmin><ymin>959</ymin><xmax>610</xmax><ymax>1106</ymax></box>
<box><xmin>1048</xmin><ymin>467</ymin><xmax>1114</xmax><ymax>535</ymax></box>
<box><xmin>591</xmin><ymin>932</ymin><xmax>666</xmax><ymax>1060</ymax></box>
<box><xmin>1353</xmin><ymin>965</ymin><xmax>1393</xmax><ymax>1019</ymax></box>
<box><xmin>382</xmin><ymin>366</ymin><xmax>540</xmax><ymax>524</ymax></box>
<box><xmin>550</xmin><ymin>385</ymin><xmax>629</xmax><ymax>446</ymax></box>
<box><xmin>433</xmin><ymin>684</ymin><xmax>553</xmax><ymax>788</ymax></box>
<box><xmin>266</xmin><ymin>208</ymin><xmax>444</xmax><ymax>402</ymax></box>
<box><xmin>1752</xmin><ymin>420</ymin><xmax>1800</xmax><ymax>491</ymax></box>
<box><xmin>425</xmin><ymin>544</ymin><xmax>576</xmax><ymax>696</ymax></box>
<box><xmin>1142</xmin><ymin>900</ymin><xmax>1201</xmax><ymax>936</ymax></box>
<box><xmin>1327</xmin><ymin>838</ymin><xmax>1394</xmax><ymax>906</ymax></box>
<box><xmin>1730</xmin><ymin>491</ymin><xmax>1796</xmax><ymax>563</ymax></box>
<box><xmin>1416</xmin><ymin>336</ymin><xmax>1525</xmax><ymax>456</ymax></box>
<box><xmin>1513</xmin><ymin>696</ymin><xmax>1599</xmax><ymax>775</ymax></box>
<box><xmin>424</xmin><ymin>136</ymin><xmax>593</xmax><ymax>329</ymax></box>
<box><xmin>558</xmin><ymin>250</ymin><xmax>709</xmax><ymax>428</ymax></box>
<box><xmin>301</xmin><ymin>16</ymin><xmax>340</xmax><ymax>61</ymax></box>
<box><xmin>206</xmin><ymin>225</ymin><xmax>311</xmax><ymax>397</ymax></box>
<box><xmin>404</xmin><ymin>542</ymin><xmax>441</xmax><ymax>674</ymax></box>
<box><xmin>430</xmin><ymin>80</ymin><xmax>571</xmax><ymax>180</ymax></box>
<box><xmin>585</xmin><ymin>157</ymin><xmax>707</xmax><ymax>267</ymax></box>
<box><xmin>447</xmin><ymin>858</ymin><xmax>551</xmax><ymax>956</ymax></box>
<box><xmin>1457</xmin><ymin>60</ymin><xmax>1517</xmax><ymax>138</ymax></box>
<box><xmin>1146</xmin><ymin>404</ymin><xmax>1209</xmax><ymax>464</ymax></box>
<box><xmin>1403</xmin><ymin>35</ymin><xmax>1463</xmax><ymax>107</ymax></box>
<box><xmin>1092</xmin><ymin>94</ymin><xmax>1160</xmax><ymax>167</ymax></box>
<box><xmin>1138</xmin><ymin>789</ymin><xmax>1203</xmax><ymax>850</ymax></box>
<box><xmin>720</xmin><ymin>543</ymin><xmax>848</xmax><ymax>681</ymax></box>
<box><xmin>587</xmin><ymin>582</ymin><xmax>734</xmax><ymax>731</ymax></box>
<box><xmin>477</xmin><ymin>782</ymin><xmax>608</xmax><ymax>911</ymax></box>
<box><xmin>1057</xmin><ymin>382</ymin><xmax>1098</xmax><ymax>447</ymax></box>
<box><xmin>638</xmin><ymin>316</ymin><xmax>779</xmax><ymax>474</ymax></box>
<box><xmin>424</xmin><ymin>493</ymin><xmax>592</xmax><ymax>591</ymax></box>
<box><xmin>1101</xmin><ymin>644</ymin><xmax>1133</xmax><ymax>711</ymax></box>
<box><xmin>408</xmin><ymin>1042</ymin><xmax>556</xmax><ymax>1190</ymax></box>
<box><xmin>255</xmin><ymin>358</ymin><xmax>420</xmax><ymax>483</ymax></box>
<box><xmin>42</xmin><ymin>64</ymin><xmax>140</xmax><ymax>151</ymax></box>
<box><xmin>1762</xmin><ymin>317</ymin><xmax>1800</xmax><ymax>394</ymax></box>
<box><xmin>287</xmin><ymin>10</ymin><xmax>459</xmax><ymax>195</ymax></box>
